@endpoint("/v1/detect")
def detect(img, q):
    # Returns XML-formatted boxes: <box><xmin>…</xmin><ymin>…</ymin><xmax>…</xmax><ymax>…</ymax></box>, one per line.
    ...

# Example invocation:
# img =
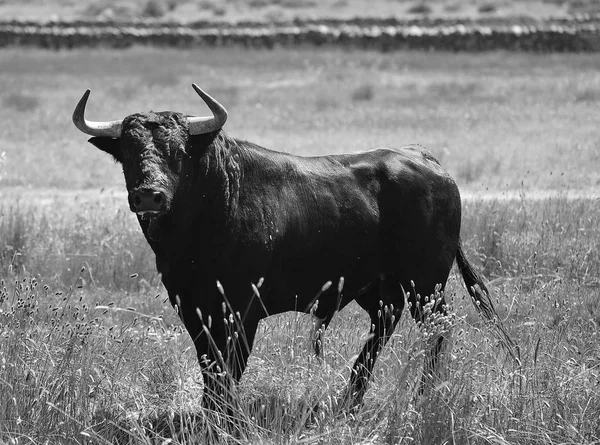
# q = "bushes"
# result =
<box><xmin>478</xmin><ymin>3</ymin><xmax>497</xmax><ymax>13</ymax></box>
<box><xmin>351</xmin><ymin>83</ymin><xmax>375</xmax><ymax>101</ymax></box>
<box><xmin>142</xmin><ymin>0</ymin><xmax>166</xmax><ymax>18</ymax></box>
<box><xmin>1</xmin><ymin>18</ymin><xmax>600</xmax><ymax>52</ymax></box>
<box><xmin>3</xmin><ymin>92</ymin><xmax>40</xmax><ymax>112</ymax></box>
<box><xmin>407</xmin><ymin>3</ymin><xmax>433</xmax><ymax>15</ymax></box>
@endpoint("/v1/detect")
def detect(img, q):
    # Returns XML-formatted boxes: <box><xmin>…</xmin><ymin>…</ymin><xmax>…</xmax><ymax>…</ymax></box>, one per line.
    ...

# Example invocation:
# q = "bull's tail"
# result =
<box><xmin>456</xmin><ymin>240</ymin><xmax>519</xmax><ymax>362</ymax></box>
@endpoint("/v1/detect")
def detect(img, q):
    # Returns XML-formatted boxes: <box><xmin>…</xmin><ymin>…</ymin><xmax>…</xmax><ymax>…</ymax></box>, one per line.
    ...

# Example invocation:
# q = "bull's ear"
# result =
<box><xmin>88</xmin><ymin>137</ymin><xmax>122</xmax><ymax>163</ymax></box>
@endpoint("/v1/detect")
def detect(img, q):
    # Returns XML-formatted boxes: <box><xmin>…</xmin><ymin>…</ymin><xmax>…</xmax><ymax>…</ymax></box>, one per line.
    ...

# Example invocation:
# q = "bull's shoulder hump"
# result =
<box><xmin>341</xmin><ymin>146</ymin><xmax>458</xmax><ymax>197</ymax></box>
<box><xmin>325</xmin><ymin>146</ymin><xmax>444</xmax><ymax>175</ymax></box>
<box><xmin>237</xmin><ymin>141</ymin><xmax>447</xmax><ymax>182</ymax></box>
<box><xmin>374</xmin><ymin>145</ymin><xmax>442</xmax><ymax>167</ymax></box>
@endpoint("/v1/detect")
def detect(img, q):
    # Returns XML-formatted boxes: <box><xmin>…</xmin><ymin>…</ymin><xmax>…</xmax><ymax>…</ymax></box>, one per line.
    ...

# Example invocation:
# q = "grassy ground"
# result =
<box><xmin>1</xmin><ymin>48</ymin><xmax>599</xmax><ymax>192</ymax></box>
<box><xmin>1</xmin><ymin>194</ymin><xmax>599</xmax><ymax>443</ymax></box>
<box><xmin>0</xmin><ymin>47</ymin><xmax>599</xmax><ymax>443</ymax></box>
<box><xmin>1</xmin><ymin>0</ymin><xmax>600</xmax><ymax>22</ymax></box>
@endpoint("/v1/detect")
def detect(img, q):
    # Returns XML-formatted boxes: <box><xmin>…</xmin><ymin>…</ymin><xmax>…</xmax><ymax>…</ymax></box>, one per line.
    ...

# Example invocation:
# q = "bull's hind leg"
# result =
<box><xmin>226</xmin><ymin>316</ymin><xmax>260</xmax><ymax>383</ymax></box>
<box><xmin>311</xmin><ymin>315</ymin><xmax>329</xmax><ymax>358</ymax></box>
<box><xmin>342</xmin><ymin>277</ymin><xmax>404</xmax><ymax>409</ymax></box>
<box><xmin>406</xmin><ymin>279</ymin><xmax>450</xmax><ymax>388</ymax></box>
<box><xmin>310</xmin><ymin>281</ymin><xmax>356</xmax><ymax>358</ymax></box>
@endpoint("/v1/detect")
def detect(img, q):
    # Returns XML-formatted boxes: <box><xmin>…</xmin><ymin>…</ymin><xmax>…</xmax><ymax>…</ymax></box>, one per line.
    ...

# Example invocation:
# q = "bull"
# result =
<box><xmin>72</xmin><ymin>84</ymin><xmax>511</xmax><ymax>413</ymax></box>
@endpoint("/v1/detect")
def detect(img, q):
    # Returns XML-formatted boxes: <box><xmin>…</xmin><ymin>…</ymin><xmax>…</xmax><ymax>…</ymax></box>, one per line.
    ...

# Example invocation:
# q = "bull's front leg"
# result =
<box><xmin>194</xmin><ymin>317</ymin><xmax>234</xmax><ymax>414</ymax></box>
<box><xmin>166</xmin><ymin>287</ymin><xmax>225</xmax><ymax>414</ymax></box>
<box><xmin>176</xmin><ymin>291</ymin><xmax>260</xmax><ymax>414</ymax></box>
<box><xmin>181</xmin><ymin>307</ymin><xmax>233</xmax><ymax>413</ymax></box>
<box><xmin>198</xmin><ymin>314</ymin><xmax>259</xmax><ymax>413</ymax></box>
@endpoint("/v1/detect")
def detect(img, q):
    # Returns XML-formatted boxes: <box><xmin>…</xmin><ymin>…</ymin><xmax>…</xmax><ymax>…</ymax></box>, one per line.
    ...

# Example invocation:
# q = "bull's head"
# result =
<box><xmin>72</xmin><ymin>84</ymin><xmax>227</xmax><ymax>219</ymax></box>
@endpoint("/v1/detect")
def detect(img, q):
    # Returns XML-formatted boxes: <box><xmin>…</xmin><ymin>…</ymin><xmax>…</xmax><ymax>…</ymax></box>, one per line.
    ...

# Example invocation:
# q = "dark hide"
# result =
<box><xmin>89</xmin><ymin>111</ymin><xmax>509</xmax><ymax>411</ymax></box>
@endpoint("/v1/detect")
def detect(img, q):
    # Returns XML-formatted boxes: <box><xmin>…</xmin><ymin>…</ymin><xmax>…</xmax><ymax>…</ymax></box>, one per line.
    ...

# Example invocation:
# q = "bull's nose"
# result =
<box><xmin>129</xmin><ymin>189</ymin><xmax>166</xmax><ymax>213</ymax></box>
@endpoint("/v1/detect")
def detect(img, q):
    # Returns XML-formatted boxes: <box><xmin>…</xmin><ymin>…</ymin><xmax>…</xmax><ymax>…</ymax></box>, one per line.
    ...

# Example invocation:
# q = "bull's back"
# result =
<box><xmin>327</xmin><ymin>145</ymin><xmax>461</xmax><ymax>224</ymax></box>
<box><xmin>235</xmin><ymin>143</ymin><xmax>461</xmax><ymax>307</ymax></box>
<box><xmin>315</xmin><ymin>145</ymin><xmax>462</xmax><ymax>286</ymax></box>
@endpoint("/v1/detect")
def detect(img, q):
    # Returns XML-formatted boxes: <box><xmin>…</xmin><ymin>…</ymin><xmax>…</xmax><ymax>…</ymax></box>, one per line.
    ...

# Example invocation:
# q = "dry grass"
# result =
<box><xmin>0</xmin><ymin>190</ymin><xmax>599</xmax><ymax>443</ymax></box>
<box><xmin>0</xmin><ymin>191</ymin><xmax>155</xmax><ymax>291</ymax></box>
<box><xmin>1</xmin><ymin>48</ymin><xmax>599</xmax><ymax>192</ymax></box>
<box><xmin>1</xmin><ymin>47</ymin><xmax>599</xmax><ymax>443</ymax></box>
<box><xmin>1</xmin><ymin>191</ymin><xmax>598</xmax><ymax>291</ymax></box>
<box><xmin>0</xmin><ymin>0</ymin><xmax>582</xmax><ymax>21</ymax></box>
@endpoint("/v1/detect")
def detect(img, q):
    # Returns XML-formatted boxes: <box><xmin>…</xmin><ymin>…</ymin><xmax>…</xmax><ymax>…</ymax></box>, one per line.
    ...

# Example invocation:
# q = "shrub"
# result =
<box><xmin>332</xmin><ymin>0</ymin><xmax>349</xmax><ymax>7</ymax></box>
<box><xmin>573</xmin><ymin>85</ymin><xmax>600</xmax><ymax>102</ymax></box>
<box><xmin>82</xmin><ymin>1</ymin><xmax>136</xmax><ymax>19</ymax></box>
<box><xmin>166</xmin><ymin>0</ymin><xmax>182</xmax><ymax>12</ymax></box>
<box><xmin>478</xmin><ymin>3</ymin><xmax>497</xmax><ymax>13</ymax></box>
<box><xmin>279</xmin><ymin>0</ymin><xmax>317</xmax><ymax>8</ymax></box>
<box><xmin>213</xmin><ymin>5</ymin><xmax>226</xmax><ymax>16</ymax></box>
<box><xmin>142</xmin><ymin>71</ymin><xmax>180</xmax><ymax>88</ymax></box>
<box><xmin>443</xmin><ymin>2</ymin><xmax>463</xmax><ymax>13</ymax></box>
<box><xmin>142</xmin><ymin>0</ymin><xmax>166</xmax><ymax>18</ymax></box>
<box><xmin>3</xmin><ymin>92</ymin><xmax>40</xmax><ymax>112</ymax></box>
<box><xmin>351</xmin><ymin>84</ymin><xmax>374</xmax><ymax>102</ymax></box>
<box><xmin>315</xmin><ymin>95</ymin><xmax>338</xmax><ymax>111</ymax></box>
<box><xmin>249</xmin><ymin>0</ymin><xmax>271</xmax><ymax>7</ymax></box>
<box><xmin>407</xmin><ymin>2</ymin><xmax>432</xmax><ymax>14</ymax></box>
<box><xmin>263</xmin><ymin>5</ymin><xmax>289</xmax><ymax>21</ymax></box>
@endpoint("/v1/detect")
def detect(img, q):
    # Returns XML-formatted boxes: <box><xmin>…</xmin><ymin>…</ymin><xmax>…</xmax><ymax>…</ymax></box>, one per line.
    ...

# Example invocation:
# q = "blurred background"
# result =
<box><xmin>1</xmin><ymin>2</ymin><xmax>599</xmax><ymax>444</ymax></box>
<box><xmin>2</xmin><ymin>0</ymin><xmax>599</xmax><ymax>22</ymax></box>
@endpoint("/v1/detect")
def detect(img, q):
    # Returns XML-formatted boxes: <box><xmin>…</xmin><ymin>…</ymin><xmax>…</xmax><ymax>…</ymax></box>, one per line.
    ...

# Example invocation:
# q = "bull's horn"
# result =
<box><xmin>187</xmin><ymin>84</ymin><xmax>228</xmax><ymax>135</ymax></box>
<box><xmin>72</xmin><ymin>89</ymin><xmax>123</xmax><ymax>138</ymax></box>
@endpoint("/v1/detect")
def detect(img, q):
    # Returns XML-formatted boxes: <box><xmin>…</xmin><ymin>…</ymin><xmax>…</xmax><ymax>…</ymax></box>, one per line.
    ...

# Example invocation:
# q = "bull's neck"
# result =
<box><xmin>197</xmin><ymin>132</ymin><xmax>242</xmax><ymax>227</ymax></box>
<box><xmin>163</xmin><ymin>132</ymin><xmax>242</xmax><ymax>260</ymax></box>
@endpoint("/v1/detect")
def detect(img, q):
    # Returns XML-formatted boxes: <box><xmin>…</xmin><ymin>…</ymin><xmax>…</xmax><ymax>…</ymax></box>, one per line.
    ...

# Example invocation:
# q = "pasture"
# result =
<box><xmin>1</xmin><ymin>0</ymin><xmax>600</xmax><ymax>22</ymax></box>
<box><xmin>0</xmin><ymin>47</ymin><xmax>599</xmax><ymax>444</ymax></box>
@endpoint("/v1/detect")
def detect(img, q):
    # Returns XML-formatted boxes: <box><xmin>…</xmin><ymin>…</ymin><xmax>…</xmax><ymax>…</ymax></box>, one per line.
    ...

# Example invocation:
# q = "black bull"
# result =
<box><xmin>73</xmin><ymin>85</ymin><xmax>512</xmax><ymax>410</ymax></box>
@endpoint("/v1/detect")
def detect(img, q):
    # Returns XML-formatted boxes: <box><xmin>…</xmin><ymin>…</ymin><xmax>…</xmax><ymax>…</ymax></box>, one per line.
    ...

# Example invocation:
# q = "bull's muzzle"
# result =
<box><xmin>129</xmin><ymin>188</ymin><xmax>167</xmax><ymax>218</ymax></box>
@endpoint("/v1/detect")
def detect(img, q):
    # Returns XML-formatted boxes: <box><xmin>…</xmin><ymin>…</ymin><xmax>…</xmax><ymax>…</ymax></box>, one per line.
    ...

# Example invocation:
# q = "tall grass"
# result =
<box><xmin>0</xmin><ymin>194</ymin><xmax>599</xmax><ymax>443</ymax></box>
<box><xmin>0</xmin><ymin>191</ymin><xmax>156</xmax><ymax>291</ymax></box>
<box><xmin>1</xmin><ymin>273</ymin><xmax>598</xmax><ymax>443</ymax></box>
<box><xmin>462</xmin><ymin>193</ymin><xmax>600</xmax><ymax>285</ymax></box>
<box><xmin>1</xmin><ymin>45</ymin><xmax>599</xmax><ymax>445</ymax></box>
<box><xmin>1</xmin><ymin>192</ymin><xmax>597</xmax><ymax>290</ymax></box>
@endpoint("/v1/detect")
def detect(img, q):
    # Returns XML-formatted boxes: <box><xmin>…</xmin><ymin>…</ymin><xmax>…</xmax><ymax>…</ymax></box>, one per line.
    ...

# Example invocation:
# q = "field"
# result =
<box><xmin>0</xmin><ymin>46</ymin><xmax>599</xmax><ymax>444</ymax></box>
<box><xmin>2</xmin><ymin>0</ymin><xmax>600</xmax><ymax>22</ymax></box>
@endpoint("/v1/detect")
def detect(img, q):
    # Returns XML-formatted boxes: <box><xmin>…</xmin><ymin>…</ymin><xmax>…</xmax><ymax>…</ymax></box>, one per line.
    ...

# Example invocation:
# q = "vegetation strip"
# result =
<box><xmin>1</xmin><ymin>17</ymin><xmax>600</xmax><ymax>51</ymax></box>
<box><xmin>1</xmin><ymin>193</ymin><xmax>599</xmax><ymax>443</ymax></box>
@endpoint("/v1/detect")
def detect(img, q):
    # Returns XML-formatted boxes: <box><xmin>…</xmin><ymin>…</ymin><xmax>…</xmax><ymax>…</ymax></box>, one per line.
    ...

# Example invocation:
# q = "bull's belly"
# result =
<box><xmin>260</xmin><ymin>253</ymin><xmax>380</xmax><ymax>315</ymax></box>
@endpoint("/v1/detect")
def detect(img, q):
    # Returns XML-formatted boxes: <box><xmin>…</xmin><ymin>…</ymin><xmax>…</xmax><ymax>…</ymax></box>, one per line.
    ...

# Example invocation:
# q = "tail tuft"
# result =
<box><xmin>456</xmin><ymin>240</ymin><xmax>519</xmax><ymax>361</ymax></box>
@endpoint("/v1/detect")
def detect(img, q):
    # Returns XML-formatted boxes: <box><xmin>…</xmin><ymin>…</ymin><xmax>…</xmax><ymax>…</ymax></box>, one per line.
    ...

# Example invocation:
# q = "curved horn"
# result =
<box><xmin>72</xmin><ymin>89</ymin><xmax>123</xmax><ymax>138</ymax></box>
<box><xmin>187</xmin><ymin>84</ymin><xmax>228</xmax><ymax>135</ymax></box>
